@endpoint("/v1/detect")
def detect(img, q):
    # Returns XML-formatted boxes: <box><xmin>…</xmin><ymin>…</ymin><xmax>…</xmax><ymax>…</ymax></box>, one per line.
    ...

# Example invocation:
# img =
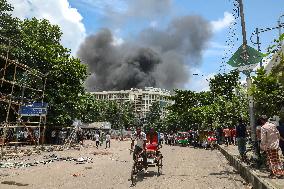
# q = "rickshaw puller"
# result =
<box><xmin>131</xmin><ymin>127</ymin><xmax>148</xmax><ymax>173</ymax></box>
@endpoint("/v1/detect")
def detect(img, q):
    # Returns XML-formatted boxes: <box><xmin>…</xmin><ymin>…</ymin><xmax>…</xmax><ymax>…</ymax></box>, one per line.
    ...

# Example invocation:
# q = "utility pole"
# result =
<box><xmin>255</xmin><ymin>28</ymin><xmax>262</xmax><ymax>67</ymax></box>
<box><xmin>238</xmin><ymin>0</ymin><xmax>256</xmax><ymax>145</ymax></box>
<box><xmin>279</xmin><ymin>14</ymin><xmax>284</xmax><ymax>46</ymax></box>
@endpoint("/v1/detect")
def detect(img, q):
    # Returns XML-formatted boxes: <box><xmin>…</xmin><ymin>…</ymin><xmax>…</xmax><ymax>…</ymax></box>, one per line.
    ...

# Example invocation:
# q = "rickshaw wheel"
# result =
<box><xmin>131</xmin><ymin>164</ymin><xmax>136</xmax><ymax>185</ymax></box>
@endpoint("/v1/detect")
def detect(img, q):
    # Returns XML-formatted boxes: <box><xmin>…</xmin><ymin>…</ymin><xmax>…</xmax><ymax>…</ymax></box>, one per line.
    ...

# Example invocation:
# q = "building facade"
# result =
<box><xmin>90</xmin><ymin>87</ymin><xmax>172</xmax><ymax>118</ymax></box>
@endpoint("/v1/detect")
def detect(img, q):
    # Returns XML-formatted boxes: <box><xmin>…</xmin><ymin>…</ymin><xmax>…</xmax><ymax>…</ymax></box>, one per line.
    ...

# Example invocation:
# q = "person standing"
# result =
<box><xmin>100</xmin><ymin>132</ymin><xmax>104</xmax><ymax>146</ymax></box>
<box><xmin>277</xmin><ymin>118</ymin><xmax>284</xmax><ymax>156</ymax></box>
<box><xmin>260</xmin><ymin>115</ymin><xmax>284</xmax><ymax>178</ymax></box>
<box><xmin>105</xmin><ymin>132</ymin><xmax>111</xmax><ymax>148</ymax></box>
<box><xmin>51</xmin><ymin>130</ymin><xmax>56</xmax><ymax>145</ymax></box>
<box><xmin>236</xmin><ymin>119</ymin><xmax>247</xmax><ymax>161</ymax></box>
<box><xmin>215</xmin><ymin>127</ymin><xmax>222</xmax><ymax>145</ymax></box>
<box><xmin>159</xmin><ymin>132</ymin><xmax>164</xmax><ymax>144</ymax></box>
<box><xmin>223</xmin><ymin>126</ymin><xmax>231</xmax><ymax>146</ymax></box>
<box><xmin>255</xmin><ymin>118</ymin><xmax>263</xmax><ymax>166</ymax></box>
<box><xmin>230</xmin><ymin>127</ymin><xmax>236</xmax><ymax>145</ymax></box>
<box><xmin>95</xmin><ymin>132</ymin><xmax>100</xmax><ymax>149</ymax></box>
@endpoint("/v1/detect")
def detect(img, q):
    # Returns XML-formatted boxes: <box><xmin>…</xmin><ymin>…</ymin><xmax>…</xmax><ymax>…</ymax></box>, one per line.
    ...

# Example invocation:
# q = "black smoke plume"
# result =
<box><xmin>78</xmin><ymin>15</ymin><xmax>212</xmax><ymax>91</ymax></box>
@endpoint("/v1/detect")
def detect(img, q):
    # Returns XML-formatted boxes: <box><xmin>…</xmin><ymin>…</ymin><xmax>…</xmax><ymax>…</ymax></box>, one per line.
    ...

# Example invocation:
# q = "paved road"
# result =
<box><xmin>0</xmin><ymin>140</ymin><xmax>249</xmax><ymax>189</ymax></box>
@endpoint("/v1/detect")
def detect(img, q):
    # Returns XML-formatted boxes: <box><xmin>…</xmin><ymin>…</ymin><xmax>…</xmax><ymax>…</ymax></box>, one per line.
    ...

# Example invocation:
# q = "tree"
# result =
<box><xmin>0</xmin><ymin>0</ymin><xmax>20</xmax><ymax>41</ymax></box>
<box><xmin>250</xmin><ymin>68</ymin><xmax>284</xmax><ymax>117</ymax></box>
<box><xmin>164</xmin><ymin>70</ymin><xmax>248</xmax><ymax>131</ymax></box>
<box><xmin>18</xmin><ymin>18</ymin><xmax>87</xmax><ymax>126</ymax></box>
<box><xmin>145</xmin><ymin>101</ymin><xmax>162</xmax><ymax>132</ymax></box>
<box><xmin>0</xmin><ymin>1</ymin><xmax>88</xmax><ymax>126</ymax></box>
<box><xmin>209</xmin><ymin>70</ymin><xmax>240</xmax><ymax>100</ymax></box>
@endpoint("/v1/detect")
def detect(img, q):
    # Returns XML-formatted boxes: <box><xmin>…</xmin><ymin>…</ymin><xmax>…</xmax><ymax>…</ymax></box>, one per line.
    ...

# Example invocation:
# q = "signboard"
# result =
<box><xmin>20</xmin><ymin>102</ymin><xmax>48</xmax><ymax>116</ymax></box>
<box><xmin>227</xmin><ymin>45</ymin><xmax>264</xmax><ymax>69</ymax></box>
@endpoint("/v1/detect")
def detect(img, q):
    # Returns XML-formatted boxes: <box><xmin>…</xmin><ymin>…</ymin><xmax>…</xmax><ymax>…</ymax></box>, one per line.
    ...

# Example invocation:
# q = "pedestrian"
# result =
<box><xmin>215</xmin><ymin>127</ymin><xmax>222</xmax><ymax>145</ymax></box>
<box><xmin>255</xmin><ymin>118</ymin><xmax>263</xmax><ymax>167</ymax></box>
<box><xmin>223</xmin><ymin>126</ymin><xmax>231</xmax><ymax>146</ymax></box>
<box><xmin>260</xmin><ymin>115</ymin><xmax>284</xmax><ymax>178</ymax></box>
<box><xmin>230</xmin><ymin>127</ymin><xmax>236</xmax><ymax>145</ymax></box>
<box><xmin>159</xmin><ymin>133</ymin><xmax>164</xmax><ymax>144</ymax></box>
<box><xmin>95</xmin><ymin>132</ymin><xmax>100</xmax><ymax>148</ymax></box>
<box><xmin>236</xmin><ymin>119</ymin><xmax>247</xmax><ymax>161</ymax></box>
<box><xmin>24</xmin><ymin>129</ymin><xmax>29</xmax><ymax>143</ymax></box>
<box><xmin>51</xmin><ymin>130</ymin><xmax>56</xmax><ymax>145</ymax></box>
<box><xmin>105</xmin><ymin>132</ymin><xmax>111</xmax><ymax>148</ymax></box>
<box><xmin>100</xmin><ymin>132</ymin><xmax>104</xmax><ymax>146</ymax></box>
<box><xmin>277</xmin><ymin>118</ymin><xmax>284</xmax><ymax>156</ymax></box>
<box><xmin>77</xmin><ymin>127</ymin><xmax>84</xmax><ymax>145</ymax></box>
<box><xmin>167</xmin><ymin>133</ymin><xmax>172</xmax><ymax>145</ymax></box>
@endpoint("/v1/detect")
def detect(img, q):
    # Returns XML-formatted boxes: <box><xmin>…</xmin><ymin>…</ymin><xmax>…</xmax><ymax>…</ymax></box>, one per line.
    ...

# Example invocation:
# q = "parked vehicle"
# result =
<box><xmin>177</xmin><ymin>132</ymin><xmax>189</xmax><ymax>146</ymax></box>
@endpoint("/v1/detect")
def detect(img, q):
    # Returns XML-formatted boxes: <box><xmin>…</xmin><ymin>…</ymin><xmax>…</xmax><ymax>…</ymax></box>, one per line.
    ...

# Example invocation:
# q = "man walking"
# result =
<box><xmin>261</xmin><ymin>115</ymin><xmax>284</xmax><ymax>178</ymax></box>
<box><xmin>105</xmin><ymin>132</ymin><xmax>111</xmax><ymax>148</ymax></box>
<box><xmin>236</xmin><ymin>119</ymin><xmax>247</xmax><ymax>161</ymax></box>
<box><xmin>95</xmin><ymin>132</ymin><xmax>100</xmax><ymax>149</ymax></box>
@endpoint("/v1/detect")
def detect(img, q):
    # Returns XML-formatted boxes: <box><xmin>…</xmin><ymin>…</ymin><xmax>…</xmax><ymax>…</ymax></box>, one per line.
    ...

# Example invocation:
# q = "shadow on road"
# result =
<box><xmin>209</xmin><ymin>170</ymin><xmax>244</xmax><ymax>182</ymax></box>
<box><xmin>130</xmin><ymin>170</ymin><xmax>161</xmax><ymax>187</ymax></box>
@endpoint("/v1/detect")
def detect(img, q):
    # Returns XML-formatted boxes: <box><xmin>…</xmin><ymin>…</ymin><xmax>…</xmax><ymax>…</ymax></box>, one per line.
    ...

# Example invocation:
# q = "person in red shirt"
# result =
<box><xmin>230</xmin><ymin>128</ymin><xmax>236</xmax><ymax>146</ymax></box>
<box><xmin>223</xmin><ymin>126</ymin><xmax>231</xmax><ymax>146</ymax></box>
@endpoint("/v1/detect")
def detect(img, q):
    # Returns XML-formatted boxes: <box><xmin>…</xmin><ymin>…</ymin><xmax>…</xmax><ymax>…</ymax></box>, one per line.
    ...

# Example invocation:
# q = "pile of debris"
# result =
<box><xmin>0</xmin><ymin>154</ymin><xmax>93</xmax><ymax>169</ymax></box>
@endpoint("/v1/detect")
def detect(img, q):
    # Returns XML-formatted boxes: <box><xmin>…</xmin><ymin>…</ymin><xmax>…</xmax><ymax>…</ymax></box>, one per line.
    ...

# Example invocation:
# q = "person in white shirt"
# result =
<box><xmin>131</xmin><ymin>127</ymin><xmax>148</xmax><ymax>173</ymax></box>
<box><xmin>95</xmin><ymin>132</ymin><xmax>100</xmax><ymax>148</ymax></box>
<box><xmin>105</xmin><ymin>133</ymin><xmax>111</xmax><ymax>148</ymax></box>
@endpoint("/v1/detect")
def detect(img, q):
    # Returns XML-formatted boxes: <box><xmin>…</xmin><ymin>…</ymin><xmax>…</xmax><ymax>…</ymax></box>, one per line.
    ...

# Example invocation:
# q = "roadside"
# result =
<box><xmin>219</xmin><ymin>144</ymin><xmax>284</xmax><ymax>189</ymax></box>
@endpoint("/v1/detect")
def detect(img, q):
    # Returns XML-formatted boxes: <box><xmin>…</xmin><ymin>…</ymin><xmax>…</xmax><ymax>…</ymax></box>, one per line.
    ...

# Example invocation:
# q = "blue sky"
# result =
<box><xmin>8</xmin><ymin>0</ymin><xmax>284</xmax><ymax>91</ymax></box>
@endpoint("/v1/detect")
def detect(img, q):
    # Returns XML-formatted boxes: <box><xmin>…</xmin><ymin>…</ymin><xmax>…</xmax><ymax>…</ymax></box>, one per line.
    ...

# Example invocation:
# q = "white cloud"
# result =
<box><xmin>203</xmin><ymin>42</ymin><xmax>229</xmax><ymax>57</ymax></box>
<box><xmin>70</xmin><ymin>0</ymin><xmax>127</xmax><ymax>14</ymax></box>
<box><xmin>209</xmin><ymin>42</ymin><xmax>229</xmax><ymax>49</ymax></box>
<box><xmin>111</xmin><ymin>36</ymin><xmax>124</xmax><ymax>46</ymax></box>
<box><xmin>7</xmin><ymin>0</ymin><xmax>86</xmax><ymax>55</ymax></box>
<box><xmin>150</xmin><ymin>20</ymin><xmax>158</xmax><ymax>28</ymax></box>
<box><xmin>211</xmin><ymin>12</ymin><xmax>234</xmax><ymax>32</ymax></box>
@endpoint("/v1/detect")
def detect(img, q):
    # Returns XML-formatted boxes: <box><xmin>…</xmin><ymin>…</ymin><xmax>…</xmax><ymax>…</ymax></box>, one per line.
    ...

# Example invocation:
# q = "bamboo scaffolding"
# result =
<box><xmin>0</xmin><ymin>36</ymin><xmax>47</xmax><ymax>157</ymax></box>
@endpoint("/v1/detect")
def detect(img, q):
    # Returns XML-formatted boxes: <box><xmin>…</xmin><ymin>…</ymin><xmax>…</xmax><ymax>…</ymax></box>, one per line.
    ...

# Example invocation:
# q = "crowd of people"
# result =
<box><xmin>0</xmin><ymin>127</ymin><xmax>41</xmax><ymax>145</ymax></box>
<box><xmin>49</xmin><ymin>128</ymin><xmax>111</xmax><ymax>149</ymax></box>
<box><xmin>156</xmin><ymin>116</ymin><xmax>284</xmax><ymax>178</ymax></box>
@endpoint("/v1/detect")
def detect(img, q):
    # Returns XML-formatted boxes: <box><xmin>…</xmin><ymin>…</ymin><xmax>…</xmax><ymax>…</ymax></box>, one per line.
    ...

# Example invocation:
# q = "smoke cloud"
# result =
<box><xmin>78</xmin><ymin>15</ymin><xmax>212</xmax><ymax>91</ymax></box>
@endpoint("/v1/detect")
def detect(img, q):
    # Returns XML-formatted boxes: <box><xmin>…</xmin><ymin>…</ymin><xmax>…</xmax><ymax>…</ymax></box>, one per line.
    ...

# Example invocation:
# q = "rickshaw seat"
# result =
<box><xmin>146</xmin><ymin>143</ymin><xmax>158</xmax><ymax>151</ymax></box>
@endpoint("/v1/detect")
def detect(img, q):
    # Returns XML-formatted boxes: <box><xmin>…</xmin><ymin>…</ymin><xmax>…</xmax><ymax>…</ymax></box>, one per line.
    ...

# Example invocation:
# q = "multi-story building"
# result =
<box><xmin>90</xmin><ymin>87</ymin><xmax>172</xmax><ymax>118</ymax></box>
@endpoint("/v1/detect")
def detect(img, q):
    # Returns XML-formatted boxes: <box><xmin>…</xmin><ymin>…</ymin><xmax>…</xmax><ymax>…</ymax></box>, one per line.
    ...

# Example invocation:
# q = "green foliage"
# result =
<box><xmin>251</xmin><ymin>68</ymin><xmax>284</xmax><ymax>117</ymax></box>
<box><xmin>145</xmin><ymin>101</ymin><xmax>162</xmax><ymax>132</ymax></box>
<box><xmin>77</xmin><ymin>93</ymin><xmax>136</xmax><ymax>130</ymax></box>
<box><xmin>209</xmin><ymin>70</ymin><xmax>240</xmax><ymax>100</ymax></box>
<box><xmin>0</xmin><ymin>2</ymin><xmax>87</xmax><ymax>126</ymax></box>
<box><xmin>165</xmin><ymin>70</ymin><xmax>248</xmax><ymax>131</ymax></box>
